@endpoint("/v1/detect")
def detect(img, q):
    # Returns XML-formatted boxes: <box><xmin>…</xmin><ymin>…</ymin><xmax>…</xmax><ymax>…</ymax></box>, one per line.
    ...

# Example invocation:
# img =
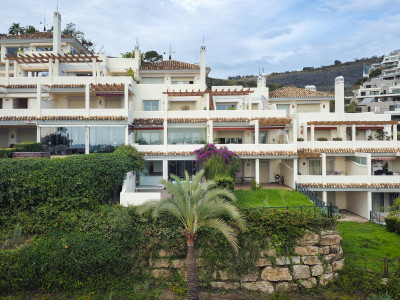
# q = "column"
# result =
<box><xmin>163</xmin><ymin>159</ymin><xmax>168</xmax><ymax>181</ymax></box>
<box><xmin>293</xmin><ymin>158</ymin><xmax>298</xmax><ymax>187</ymax></box>
<box><xmin>311</xmin><ymin>125</ymin><xmax>315</xmax><ymax>150</ymax></box>
<box><xmin>337</xmin><ymin>126</ymin><xmax>341</xmax><ymax>141</ymax></box>
<box><xmin>92</xmin><ymin>58</ymin><xmax>96</xmax><ymax>82</ymax></box>
<box><xmin>85</xmin><ymin>83</ymin><xmax>90</xmax><ymax>117</ymax></box>
<box><xmin>293</xmin><ymin>120</ymin><xmax>297</xmax><ymax>147</ymax></box>
<box><xmin>303</xmin><ymin>123</ymin><xmax>308</xmax><ymax>142</ymax></box>
<box><xmin>14</xmin><ymin>61</ymin><xmax>18</xmax><ymax>77</ymax></box>
<box><xmin>163</xmin><ymin>120</ymin><xmax>168</xmax><ymax>152</ymax></box>
<box><xmin>207</xmin><ymin>120</ymin><xmax>213</xmax><ymax>143</ymax></box>
<box><xmin>255</xmin><ymin>158</ymin><xmax>260</xmax><ymax>184</ymax></box>
<box><xmin>367</xmin><ymin>153</ymin><xmax>372</xmax><ymax>183</ymax></box>
<box><xmin>254</xmin><ymin>120</ymin><xmax>259</xmax><ymax>145</ymax></box>
<box><xmin>367</xmin><ymin>191</ymin><xmax>372</xmax><ymax>220</ymax></box>
<box><xmin>36</xmin><ymin>127</ymin><xmax>41</xmax><ymax>143</ymax></box>
<box><xmin>352</xmin><ymin>124</ymin><xmax>356</xmax><ymax>149</ymax></box>
<box><xmin>124</xmin><ymin>84</ymin><xmax>129</xmax><ymax>115</ymax></box>
<box><xmin>322</xmin><ymin>191</ymin><xmax>327</xmax><ymax>204</ymax></box>
<box><xmin>393</xmin><ymin>124</ymin><xmax>398</xmax><ymax>145</ymax></box>
<box><xmin>36</xmin><ymin>85</ymin><xmax>42</xmax><ymax>117</ymax></box>
<box><xmin>85</xmin><ymin>127</ymin><xmax>90</xmax><ymax>154</ymax></box>
<box><xmin>321</xmin><ymin>153</ymin><xmax>326</xmax><ymax>185</ymax></box>
<box><xmin>48</xmin><ymin>59</ymin><xmax>53</xmax><ymax>80</ymax></box>
<box><xmin>5</xmin><ymin>60</ymin><xmax>9</xmax><ymax>84</ymax></box>
<box><xmin>124</xmin><ymin>125</ymin><xmax>129</xmax><ymax>145</ymax></box>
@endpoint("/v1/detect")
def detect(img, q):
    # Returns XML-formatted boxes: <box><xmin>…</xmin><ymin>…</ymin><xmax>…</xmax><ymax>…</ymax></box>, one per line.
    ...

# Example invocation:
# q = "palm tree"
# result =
<box><xmin>8</xmin><ymin>23</ymin><xmax>24</xmax><ymax>35</ymax></box>
<box><xmin>138</xmin><ymin>169</ymin><xmax>246</xmax><ymax>300</ymax></box>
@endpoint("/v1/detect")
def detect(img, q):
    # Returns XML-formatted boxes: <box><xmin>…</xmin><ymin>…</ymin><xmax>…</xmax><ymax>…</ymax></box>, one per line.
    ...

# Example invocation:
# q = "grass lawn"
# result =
<box><xmin>234</xmin><ymin>189</ymin><xmax>314</xmax><ymax>208</ymax></box>
<box><xmin>338</xmin><ymin>222</ymin><xmax>400</xmax><ymax>273</ymax></box>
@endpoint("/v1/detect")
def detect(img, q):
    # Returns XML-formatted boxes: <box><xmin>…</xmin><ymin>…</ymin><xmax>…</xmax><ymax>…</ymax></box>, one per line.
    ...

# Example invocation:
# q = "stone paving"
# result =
<box><xmin>337</xmin><ymin>209</ymin><xmax>369</xmax><ymax>223</ymax></box>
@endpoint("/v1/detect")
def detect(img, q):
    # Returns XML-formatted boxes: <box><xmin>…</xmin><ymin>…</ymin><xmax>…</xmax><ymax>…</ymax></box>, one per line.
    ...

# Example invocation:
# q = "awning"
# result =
<box><xmin>372</xmin><ymin>157</ymin><xmax>397</xmax><ymax>161</ymax></box>
<box><xmin>360</xmin><ymin>97</ymin><xmax>374</xmax><ymax>105</ymax></box>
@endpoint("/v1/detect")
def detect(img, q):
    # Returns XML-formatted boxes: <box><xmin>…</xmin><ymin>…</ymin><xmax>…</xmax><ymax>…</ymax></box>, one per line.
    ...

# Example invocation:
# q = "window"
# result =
<box><xmin>141</xmin><ymin>77</ymin><xmax>164</xmax><ymax>84</ymax></box>
<box><xmin>168</xmin><ymin>127</ymin><xmax>206</xmax><ymax>144</ymax></box>
<box><xmin>309</xmin><ymin>159</ymin><xmax>321</xmax><ymax>175</ymax></box>
<box><xmin>89</xmin><ymin>126</ymin><xmax>124</xmax><ymax>153</ymax></box>
<box><xmin>361</xmin><ymin>92</ymin><xmax>366</xmax><ymax>96</ymax></box>
<box><xmin>219</xmin><ymin>137</ymin><xmax>242</xmax><ymax>144</ymax></box>
<box><xmin>135</xmin><ymin>130</ymin><xmax>163</xmax><ymax>145</ymax></box>
<box><xmin>41</xmin><ymin>127</ymin><xmax>86</xmax><ymax>155</ymax></box>
<box><xmin>7</xmin><ymin>47</ymin><xmax>19</xmax><ymax>56</ymax></box>
<box><xmin>37</xmin><ymin>47</ymin><xmax>53</xmax><ymax>51</ymax></box>
<box><xmin>143</xmin><ymin>100</ymin><xmax>159</xmax><ymax>111</ymax></box>
<box><xmin>216</xmin><ymin>104</ymin><xmax>236</xmax><ymax>110</ymax></box>
<box><xmin>0</xmin><ymin>99</ymin><xmax>2</xmax><ymax>109</ymax></box>
<box><xmin>370</xmin><ymin>91</ymin><xmax>379</xmax><ymax>95</ymax></box>
<box><xmin>277</xmin><ymin>104</ymin><xmax>290</xmax><ymax>116</ymax></box>
<box><xmin>172</xmin><ymin>77</ymin><xmax>194</xmax><ymax>84</ymax></box>
<box><xmin>347</xmin><ymin>156</ymin><xmax>367</xmax><ymax>165</ymax></box>
<box><xmin>142</xmin><ymin>161</ymin><xmax>163</xmax><ymax>176</ymax></box>
<box><xmin>13</xmin><ymin>98</ymin><xmax>28</xmax><ymax>109</ymax></box>
<box><xmin>168</xmin><ymin>160</ymin><xmax>196</xmax><ymax>179</ymax></box>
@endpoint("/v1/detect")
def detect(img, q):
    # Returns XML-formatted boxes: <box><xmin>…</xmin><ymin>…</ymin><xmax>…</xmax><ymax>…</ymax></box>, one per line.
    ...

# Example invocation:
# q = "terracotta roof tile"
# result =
<box><xmin>269</xmin><ymin>86</ymin><xmax>334</xmax><ymax>98</ymax></box>
<box><xmin>0</xmin><ymin>116</ymin><xmax>127</xmax><ymax>121</ymax></box>
<box><xmin>140</xmin><ymin>60</ymin><xmax>201</xmax><ymax>71</ymax></box>
<box><xmin>301</xmin><ymin>183</ymin><xmax>400</xmax><ymax>189</ymax></box>
<box><xmin>0</xmin><ymin>32</ymin><xmax>73</xmax><ymax>40</ymax></box>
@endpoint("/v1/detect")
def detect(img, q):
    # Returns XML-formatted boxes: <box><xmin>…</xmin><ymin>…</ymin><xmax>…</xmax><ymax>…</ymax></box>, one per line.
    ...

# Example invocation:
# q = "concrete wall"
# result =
<box><xmin>346</xmin><ymin>191</ymin><xmax>369</xmax><ymax>218</ymax></box>
<box><xmin>345</xmin><ymin>160</ymin><xmax>367</xmax><ymax>175</ymax></box>
<box><xmin>280</xmin><ymin>159</ymin><xmax>294</xmax><ymax>188</ymax></box>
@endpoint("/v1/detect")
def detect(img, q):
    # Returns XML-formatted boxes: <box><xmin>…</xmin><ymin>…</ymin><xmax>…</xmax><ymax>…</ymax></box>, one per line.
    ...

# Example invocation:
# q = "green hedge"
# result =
<box><xmin>385</xmin><ymin>217</ymin><xmax>400</xmax><ymax>235</ymax></box>
<box><xmin>0</xmin><ymin>146</ymin><xmax>145</xmax><ymax>212</ymax></box>
<box><xmin>13</xmin><ymin>142</ymin><xmax>42</xmax><ymax>152</ymax></box>
<box><xmin>0</xmin><ymin>148</ymin><xmax>13</xmax><ymax>158</ymax></box>
<box><xmin>214</xmin><ymin>176</ymin><xmax>234</xmax><ymax>191</ymax></box>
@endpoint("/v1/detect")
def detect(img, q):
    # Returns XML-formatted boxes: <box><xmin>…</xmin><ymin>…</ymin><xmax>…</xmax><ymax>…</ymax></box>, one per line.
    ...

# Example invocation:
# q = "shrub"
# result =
<box><xmin>333</xmin><ymin>137</ymin><xmax>343</xmax><ymax>141</ymax></box>
<box><xmin>0</xmin><ymin>148</ymin><xmax>13</xmax><ymax>158</ymax></box>
<box><xmin>214</xmin><ymin>176</ymin><xmax>234</xmax><ymax>191</ymax></box>
<box><xmin>297</xmin><ymin>138</ymin><xmax>304</xmax><ymax>141</ymax></box>
<box><xmin>385</xmin><ymin>217</ymin><xmax>400</xmax><ymax>235</ymax></box>
<box><xmin>0</xmin><ymin>150</ymin><xmax>144</xmax><ymax>212</ymax></box>
<box><xmin>250</xmin><ymin>180</ymin><xmax>262</xmax><ymax>190</ymax></box>
<box><xmin>203</xmin><ymin>155</ymin><xmax>229</xmax><ymax>179</ymax></box>
<box><xmin>13</xmin><ymin>142</ymin><xmax>42</xmax><ymax>152</ymax></box>
<box><xmin>317</xmin><ymin>137</ymin><xmax>328</xmax><ymax>141</ymax></box>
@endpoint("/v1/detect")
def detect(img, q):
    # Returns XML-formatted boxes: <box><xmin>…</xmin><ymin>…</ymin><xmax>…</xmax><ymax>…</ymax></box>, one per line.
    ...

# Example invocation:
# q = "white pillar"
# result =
<box><xmin>293</xmin><ymin>120</ymin><xmax>297</xmax><ymax>147</ymax></box>
<box><xmin>124</xmin><ymin>125</ymin><xmax>129</xmax><ymax>145</ymax></box>
<box><xmin>85</xmin><ymin>83</ymin><xmax>90</xmax><ymax>117</ymax></box>
<box><xmin>207</xmin><ymin>120</ymin><xmax>213</xmax><ymax>143</ymax></box>
<box><xmin>14</xmin><ymin>61</ymin><xmax>18</xmax><ymax>77</ymax></box>
<box><xmin>367</xmin><ymin>191</ymin><xmax>372</xmax><ymax>220</ymax></box>
<box><xmin>352</xmin><ymin>124</ymin><xmax>356</xmax><ymax>142</ymax></box>
<box><xmin>92</xmin><ymin>58</ymin><xmax>97</xmax><ymax>83</ymax></box>
<box><xmin>254</xmin><ymin>120</ymin><xmax>259</xmax><ymax>145</ymax></box>
<box><xmin>5</xmin><ymin>60</ymin><xmax>9</xmax><ymax>84</ymax></box>
<box><xmin>36</xmin><ymin>126</ymin><xmax>41</xmax><ymax>143</ymax></box>
<box><xmin>367</xmin><ymin>153</ymin><xmax>372</xmax><ymax>183</ymax></box>
<box><xmin>293</xmin><ymin>158</ymin><xmax>298</xmax><ymax>187</ymax></box>
<box><xmin>163</xmin><ymin>120</ymin><xmax>168</xmax><ymax>152</ymax></box>
<box><xmin>36</xmin><ymin>84</ymin><xmax>41</xmax><ymax>117</ymax></box>
<box><xmin>303</xmin><ymin>123</ymin><xmax>308</xmax><ymax>142</ymax></box>
<box><xmin>335</xmin><ymin>76</ymin><xmax>345</xmax><ymax>119</ymax></box>
<box><xmin>48</xmin><ymin>59</ymin><xmax>53</xmax><ymax>79</ymax></box>
<box><xmin>322</xmin><ymin>191</ymin><xmax>327</xmax><ymax>204</ymax></box>
<box><xmin>255</xmin><ymin>158</ymin><xmax>260</xmax><ymax>184</ymax></box>
<box><xmin>393</xmin><ymin>124</ymin><xmax>397</xmax><ymax>144</ymax></box>
<box><xmin>311</xmin><ymin>125</ymin><xmax>315</xmax><ymax>150</ymax></box>
<box><xmin>163</xmin><ymin>159</ymin><xmax>168</xmax><ymax>181</ymax></box>
<box><xmin>124</xmin><ymin>84</ymin><xmax>129</xmax><ymax>114</ymax></box>
<box><xmin>85</xmin><ymin>127</ymin><xmax>90</xmax><ymax>154</ymax></box>
<box><xmin>321</xmin><ymin>153</ymin><xmax>326</xmax><ymax>184</ymax></box>
<box><xmin>199</xmin><ymin>46</ymin><xmax>206</xmax><ymax>90</ymax></box>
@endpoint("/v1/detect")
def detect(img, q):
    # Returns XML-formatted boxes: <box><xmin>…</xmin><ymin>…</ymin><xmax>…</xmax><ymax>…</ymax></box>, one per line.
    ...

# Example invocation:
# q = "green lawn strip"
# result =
<box><xmin>234</xmin><ymin>189</ymin><xmax>314</xmax><ymax>208</ymax></box>
<box><xmin>338</xmin><ymin>222</ymin><xmax>400</xmax><ymax>273</ymax></box>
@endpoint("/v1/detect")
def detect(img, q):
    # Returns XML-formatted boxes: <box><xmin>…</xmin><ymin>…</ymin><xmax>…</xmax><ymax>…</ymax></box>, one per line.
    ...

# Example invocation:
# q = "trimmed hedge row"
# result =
<box><xmin>0</xmin><ymin>146</ymin><xmax>145</xmax><ymax>212</ymax></box>
<box><xmin>0</xmin><ymin>142</ymin><xmax>42</xmax><ymax>158</ymax></box>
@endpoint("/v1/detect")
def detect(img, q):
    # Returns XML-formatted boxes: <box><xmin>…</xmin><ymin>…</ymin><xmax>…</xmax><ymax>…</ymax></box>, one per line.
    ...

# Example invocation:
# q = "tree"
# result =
<box><xmin>24</xmin><ymin>25</ymin><xmax>38</xmax><ymax>34</ymax></box>
<box><xmin>334</xmin><ymin>60</ymin><xmax>342</xmax><ymax>65</ymax></box>
<box><xmin>8</xmin><ymin>23</ymin><xmax>24</xmax><ymax>35</ymax></box>
<box><xmin>138</xmin><ymin>170</ymin><xmax>246</xmax><ymax>300</ymax></box>
<box><xmin>62</xmin><ymin>23</ymin><xmax>94</xmax><ymax>53</ymax></box>
<box><xmin>121</xmin><ymin>51</ymin><xmax>135</xmax><ymax>58</ymax></box>
<box><xmin>142</xmin><ymin>50</ymin><xmax>163</xmax><ymax>63</ymax></box>
<box><xmin>345</xmin><ymin>101</ymin><xmax>361</xmax><ymax>113</ymax></box>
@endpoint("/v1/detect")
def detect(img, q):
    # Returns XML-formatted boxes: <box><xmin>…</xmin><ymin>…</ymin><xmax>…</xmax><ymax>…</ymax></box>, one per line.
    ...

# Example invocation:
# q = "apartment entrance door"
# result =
<box><xmin>260</xmin><ymin>160</ymin><xmax>269</xmax><ymax>183</ymax></box>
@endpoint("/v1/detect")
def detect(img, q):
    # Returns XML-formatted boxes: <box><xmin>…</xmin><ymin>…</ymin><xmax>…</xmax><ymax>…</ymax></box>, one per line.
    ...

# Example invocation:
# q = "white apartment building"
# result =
<box><xmin>1</xmin><ymin>11</ymin><xmax>399</xmax><ymax>219</ymax></box>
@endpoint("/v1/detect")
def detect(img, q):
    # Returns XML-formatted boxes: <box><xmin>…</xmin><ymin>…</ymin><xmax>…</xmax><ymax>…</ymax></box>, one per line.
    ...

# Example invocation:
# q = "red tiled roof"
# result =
<box><xmin>140</xmin><ymin>60</ymin><xmax>202</xmax><ymax>71</ymax></box>
<box><xmin>0</xmin><ymin>32</ymin><xmax>73</xmax><ymax>40</ymax></box>
<box><xmin>269</xmin><ymin>86</ymin><xmax>334</xmax><ymax>98</ymax></box>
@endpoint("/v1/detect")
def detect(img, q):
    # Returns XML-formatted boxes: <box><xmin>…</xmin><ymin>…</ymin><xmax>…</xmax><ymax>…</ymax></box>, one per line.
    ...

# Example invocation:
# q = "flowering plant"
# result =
<box><xmin>193</xmin><ymin>144</ymin><xmax>241</xmax><ymax>179</ymax></box>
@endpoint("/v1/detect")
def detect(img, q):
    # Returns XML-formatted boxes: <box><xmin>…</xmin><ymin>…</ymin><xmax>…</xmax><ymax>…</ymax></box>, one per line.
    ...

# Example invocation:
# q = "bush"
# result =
<box><xmin>250</xmin><ymin>180</ymin><xmax>262</xmax><ymax>190</ymax></box>
<box><xmin>13</xmin><ymin>142</ymin><xmax>42</xmax><ymax>152</ymax></box>
<box><xmin>297</xmin><ymin>138</ymin><xmax>304</xmax><ymax>141</ymax></box>
<box><xmin>0</xmin><ymin>150</ymin><xmax>144</xmax><ymax>212</ymax></box>
<box><xmin>317</xmin><ymin>137</ymin><xmax>328</xmax><ymax>141</ymax></box>
<box><xmin>214</xmin><ymin>176</ymin><xmax>234</xmax><ymax>191</ymax></box>
<box><xmin>0</xmin><ymin>148</ymin><xmax>13</xmax><ymax>158</ymax></box>
<box><xmin>385</xmin><ymin>217</ymin><xmax>400</xmax><ymax>235</ymax></box>
<box><xmin>333</xmin><ymin>137</ymin><xmax>343</xmax><ymax>141</ymax></box>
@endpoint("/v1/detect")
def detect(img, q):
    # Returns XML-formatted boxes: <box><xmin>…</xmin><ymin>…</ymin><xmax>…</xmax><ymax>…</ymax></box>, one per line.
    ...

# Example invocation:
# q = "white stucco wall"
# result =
<box><xmin>346</xmin><ymin>191</ymin><xmax>369</xmax><ymax>219</ymax></box>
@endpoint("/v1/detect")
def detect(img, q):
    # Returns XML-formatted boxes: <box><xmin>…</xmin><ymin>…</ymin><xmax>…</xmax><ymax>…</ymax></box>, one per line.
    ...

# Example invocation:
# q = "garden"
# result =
<box><xmin>0</xmin><ymin>144</ymin><xmax>399</xmax><ymax>299</ymax></box>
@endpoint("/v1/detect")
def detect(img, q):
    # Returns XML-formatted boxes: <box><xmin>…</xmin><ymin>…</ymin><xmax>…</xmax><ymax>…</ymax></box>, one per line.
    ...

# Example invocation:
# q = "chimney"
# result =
<box><xmin>335</xmin><ymin>76</ymin><xmax>345</xmax><ymax>118</ymax></box>
<box><xmin>53</xmin><ymin>11</ymin><xmax>62</xmax><ymax>54</ymax></box>
<box><xmin>200</xmin><ymin>46</ymin><xmax>206</xmax><ymax>90</ymax></box>
<box><xmin>134</xmin><ymin>44</ymin><xmax>141</xmax><ymax>68</ymax></box>
<box><xmin>257</xmin><ymin>74</ymin><xmax>266</xmax><ymax>88</ymax></box>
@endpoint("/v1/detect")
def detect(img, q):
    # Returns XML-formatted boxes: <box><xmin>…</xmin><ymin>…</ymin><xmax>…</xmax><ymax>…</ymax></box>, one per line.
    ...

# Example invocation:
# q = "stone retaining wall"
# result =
<box><xmin>149</xmin><ymin>230</ymin><xmax>344</xmax><ymax>294</ymax></box>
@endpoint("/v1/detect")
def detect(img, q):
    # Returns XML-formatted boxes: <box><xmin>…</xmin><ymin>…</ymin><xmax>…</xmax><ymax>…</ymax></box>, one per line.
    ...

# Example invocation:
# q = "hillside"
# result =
<box><xmin>208</xmin><ymin>56</ymin><xmax>383</xmax><ymax>95</ymax></box>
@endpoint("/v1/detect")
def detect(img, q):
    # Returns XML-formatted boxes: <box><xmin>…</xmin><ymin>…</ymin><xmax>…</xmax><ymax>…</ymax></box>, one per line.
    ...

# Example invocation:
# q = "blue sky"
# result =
<box><xmin>1</xmin><ymin>0</ymin><xmax>400</xmax><ymax>78</ymax></box>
